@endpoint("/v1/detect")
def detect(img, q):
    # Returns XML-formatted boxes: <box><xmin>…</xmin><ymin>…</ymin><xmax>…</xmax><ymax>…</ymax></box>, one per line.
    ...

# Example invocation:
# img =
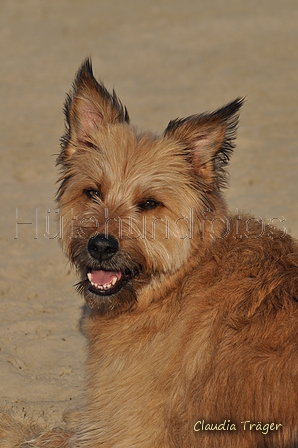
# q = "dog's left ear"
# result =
<box><xmin>60</xmin><ymin>58</ymin><xmax>129</xmax><ymax>159</ymax></box>
<box><xmin>164</xmin><ymin>98</ymin><xmax>244</xmax><ymax>187</ymax></box>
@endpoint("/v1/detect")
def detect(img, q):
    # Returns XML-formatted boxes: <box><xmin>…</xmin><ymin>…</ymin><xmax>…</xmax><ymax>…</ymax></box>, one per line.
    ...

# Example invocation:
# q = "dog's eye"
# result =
<box><xmin>138</xmin><ymin>200</ymin><xmax>160</xmax><ymax>211</ymax></box>
<box><xmin>85</xmin><ymin>189</ymin><xmax>101</xmax><ymax>201</ymax></box>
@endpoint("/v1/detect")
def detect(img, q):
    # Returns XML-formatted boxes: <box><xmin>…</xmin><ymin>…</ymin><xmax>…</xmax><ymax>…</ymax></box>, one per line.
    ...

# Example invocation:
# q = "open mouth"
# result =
<box><xmin>87</xmin><ymin>269</ymin><xmax>130</xmax><ymax>296</ymax></box>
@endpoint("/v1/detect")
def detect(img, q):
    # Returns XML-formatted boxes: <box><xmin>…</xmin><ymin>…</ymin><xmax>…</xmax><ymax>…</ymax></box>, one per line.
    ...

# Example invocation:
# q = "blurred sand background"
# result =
<box><xmin>0</xmin><ymin>0</ymin><xmax>297</xmax><ymax>428</ymax></box>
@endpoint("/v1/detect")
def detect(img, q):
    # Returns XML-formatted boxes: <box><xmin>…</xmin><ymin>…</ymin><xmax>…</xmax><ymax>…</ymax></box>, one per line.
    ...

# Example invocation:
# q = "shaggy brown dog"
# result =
<box><xmin>1</xmin><ymin>59</ymin><xmax>298</xmax><ymax>447</ymax></box>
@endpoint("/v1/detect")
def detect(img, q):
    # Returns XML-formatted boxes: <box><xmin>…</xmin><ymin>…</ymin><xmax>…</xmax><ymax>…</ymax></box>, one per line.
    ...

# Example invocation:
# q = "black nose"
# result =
<box><xmin>87</xmin><ymin>234</ymin><xmax>119</xmax><ymax>261</ymax></box>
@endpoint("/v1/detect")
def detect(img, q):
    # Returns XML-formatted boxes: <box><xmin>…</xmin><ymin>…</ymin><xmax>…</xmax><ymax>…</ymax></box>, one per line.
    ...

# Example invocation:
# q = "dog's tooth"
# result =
<box><xmin>90</xmin><ymin>277</ymin><xmax>118</xmax><ymax>291</ymax></box>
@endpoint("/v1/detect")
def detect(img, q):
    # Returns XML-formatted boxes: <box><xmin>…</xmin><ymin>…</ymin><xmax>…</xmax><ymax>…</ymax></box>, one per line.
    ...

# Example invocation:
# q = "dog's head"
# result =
<box><xmin>57</xmin><ymin>58</ymin><xmax>243</xmax><ymax>313</ymax></box>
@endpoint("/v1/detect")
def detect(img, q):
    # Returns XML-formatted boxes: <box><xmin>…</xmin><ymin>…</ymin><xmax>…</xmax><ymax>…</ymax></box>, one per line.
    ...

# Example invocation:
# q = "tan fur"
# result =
<box><xmin>1</xmin><ymin>59</ymin><xmax>298</xmax><ymax>447</ymax></box>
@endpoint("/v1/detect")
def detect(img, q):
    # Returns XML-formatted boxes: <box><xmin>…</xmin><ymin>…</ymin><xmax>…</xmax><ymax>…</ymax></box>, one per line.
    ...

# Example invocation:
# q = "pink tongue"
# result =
<box><xmin>91</xmin><ymin>270</ymin><xmax>121</xmax><ymax>286</ymax></box>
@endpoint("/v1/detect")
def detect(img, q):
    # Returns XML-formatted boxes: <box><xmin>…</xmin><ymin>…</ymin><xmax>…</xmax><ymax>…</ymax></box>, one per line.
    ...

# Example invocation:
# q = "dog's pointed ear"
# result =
<box><xmin>61</xmin><ymin>58</ymin><xmax>129</xmax><ymax>159</ymax></box>
<box><xmin>164</xmin><ymin>98</ymin><xmax>244</xmax><ymax>187</ymax></box>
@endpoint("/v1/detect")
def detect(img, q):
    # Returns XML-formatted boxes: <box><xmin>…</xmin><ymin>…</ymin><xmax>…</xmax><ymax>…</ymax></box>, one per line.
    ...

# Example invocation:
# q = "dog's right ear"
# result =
<box><xmin>60</xmin><ymin>58</ymin><xmax>129</xmax><ymax>160</ymax></box>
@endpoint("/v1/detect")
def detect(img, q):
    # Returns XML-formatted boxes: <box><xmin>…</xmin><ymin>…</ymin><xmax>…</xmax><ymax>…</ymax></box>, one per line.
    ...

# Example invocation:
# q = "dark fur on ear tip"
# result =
<box><xmin>212</xmin><ymin>97</ymin><xmax>245</xmax><ymax>158</ymax></box>
<box><xmin>76</xmin><ymin>57</ymin><xmax>94</xmax><ymax>79</ymax></box>
<box><xmin>212</xmin><ymin>97</ymin><xmax>245</xmax><ymax>121</ymax></box>
<box><xmin>207</xmin><ymin>97</ymin><xmax>245</xmax><ymax>190</ymax></box>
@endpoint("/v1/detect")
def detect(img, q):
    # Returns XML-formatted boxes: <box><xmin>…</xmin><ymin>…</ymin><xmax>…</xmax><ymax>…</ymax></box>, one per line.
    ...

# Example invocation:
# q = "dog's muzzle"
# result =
<box><xmin>86</xmin><ymin>234</ymin><xmax>130</xmax><ymax>296</ymax></box>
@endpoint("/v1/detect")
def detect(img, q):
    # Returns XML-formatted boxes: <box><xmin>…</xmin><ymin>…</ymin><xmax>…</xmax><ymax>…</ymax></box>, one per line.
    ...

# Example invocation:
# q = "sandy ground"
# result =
<box><xmin>0</xmin><ymin>0</ymin><xmax>297</xmax><ymax>429</ymax></box>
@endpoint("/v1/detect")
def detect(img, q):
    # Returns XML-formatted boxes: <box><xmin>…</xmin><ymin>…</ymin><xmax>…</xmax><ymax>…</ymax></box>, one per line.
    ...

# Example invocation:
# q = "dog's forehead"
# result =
<box><xmin>93</xmin><ymin>125</ymin><xmax>187</xmax><ymax>181</ymax></box>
